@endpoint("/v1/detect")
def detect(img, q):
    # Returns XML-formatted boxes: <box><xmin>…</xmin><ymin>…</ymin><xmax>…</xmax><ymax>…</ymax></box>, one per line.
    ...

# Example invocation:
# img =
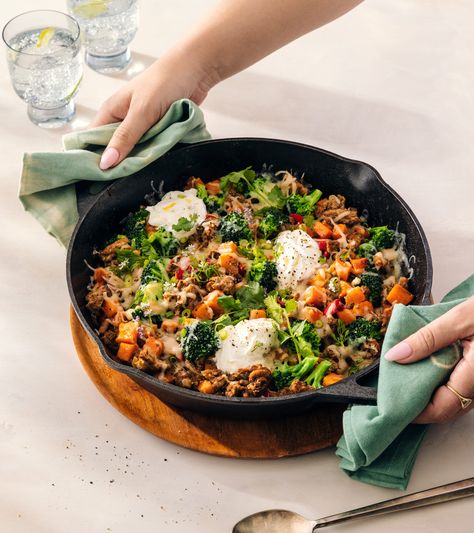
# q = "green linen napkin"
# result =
<box><xmin>19</xmin><ymin>99</ymin><xmax>211</xmax><ymax>247</ymax></box>
<box><xmin>336</xmin><ymin>274</ymin><xmax>474</xmax><ymax>490</ymax></box>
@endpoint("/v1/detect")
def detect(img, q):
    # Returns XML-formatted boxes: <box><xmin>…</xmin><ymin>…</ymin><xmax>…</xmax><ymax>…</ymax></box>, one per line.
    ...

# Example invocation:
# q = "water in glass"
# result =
<box><xmin>68</xmin><ymin>0</ymin><xmax>139</xmax><ymax>73</ymax></box>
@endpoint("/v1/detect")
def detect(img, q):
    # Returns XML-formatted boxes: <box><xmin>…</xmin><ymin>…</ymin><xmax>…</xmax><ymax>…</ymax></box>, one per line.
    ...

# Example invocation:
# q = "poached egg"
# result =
<box><xmin>146</xmin><ymin>188</ymin><xmax>207</xmax><ymax>240</ymax></box>
<box><xmin>274</xmin><ymin>229</ymin><xmax>321</xmax><ymax>290</ymax></box>
<box><xmin>215</xmin><ymin>318</ymin><xmax>278</xmax><ymax>373</ymax></box>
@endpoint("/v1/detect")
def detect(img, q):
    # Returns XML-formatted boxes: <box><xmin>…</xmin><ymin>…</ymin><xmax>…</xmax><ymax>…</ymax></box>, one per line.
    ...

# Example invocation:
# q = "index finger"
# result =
<box><xmin>385</xmin><ymin>296</ymin><xmax>474</xmax><ymax>364</ymax></box>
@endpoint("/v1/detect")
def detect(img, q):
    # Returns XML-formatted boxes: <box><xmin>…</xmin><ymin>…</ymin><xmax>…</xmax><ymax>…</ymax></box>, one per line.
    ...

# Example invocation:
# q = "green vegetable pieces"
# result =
<box><xmin>181</xmin><ymin>320</ymin><xmax>219</xmax><ymax>362</ymax></box>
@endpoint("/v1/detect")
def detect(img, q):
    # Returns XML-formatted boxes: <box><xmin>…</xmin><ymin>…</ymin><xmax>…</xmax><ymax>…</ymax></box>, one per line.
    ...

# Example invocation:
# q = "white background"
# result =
<box><xmin>1</xmin><ymin>1</ymin><xmax>473</xmax><ymax>532</ymax></box>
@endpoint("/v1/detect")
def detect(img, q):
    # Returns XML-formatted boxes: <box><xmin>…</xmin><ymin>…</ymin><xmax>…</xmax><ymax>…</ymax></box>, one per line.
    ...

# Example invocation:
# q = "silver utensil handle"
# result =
<box><xmin>313</xmin><ymin>477</ymin><xmax>474</xmax><ymax>530</ymax></box>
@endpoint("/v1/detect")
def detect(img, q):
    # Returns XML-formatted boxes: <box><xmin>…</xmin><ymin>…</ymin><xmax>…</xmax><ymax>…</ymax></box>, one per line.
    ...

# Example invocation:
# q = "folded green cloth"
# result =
<box><xmin>19</xmin><ymin>99</ymin><xmax>210</xmax><ymax>247</ymax></box>
<box><xmin>336</xmin><ymin>274</ymin><xmax>474</xmax><ymax>490</ymax></box>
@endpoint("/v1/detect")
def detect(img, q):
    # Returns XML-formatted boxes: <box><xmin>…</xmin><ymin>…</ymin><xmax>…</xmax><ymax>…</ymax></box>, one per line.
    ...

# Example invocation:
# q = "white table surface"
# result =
<box><xmin>1</xmin><ymin>1</ymin><xmax>473</xmax><ymax>532</ymax></box>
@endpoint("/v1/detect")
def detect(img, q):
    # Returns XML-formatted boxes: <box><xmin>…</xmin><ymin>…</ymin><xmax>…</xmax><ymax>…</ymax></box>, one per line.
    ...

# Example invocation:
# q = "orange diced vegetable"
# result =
<box><xmin>198</xmin><ymin>380</ymin><xmax>216</xmax><ymax>394</ymax></box>
<box><xmin>387</xmin><ymin>284</ymin><xmax>414</xmax><ymax>305</ymax></box>
<box><xmin>205</xmin><ymin>180</ymin><xmax>221</xmax><ymax>195</ymax></box>
<box><xmin>204</xmin><ymin>290</ymin><xmax>225</xmax><ymax>313</ymax></box>
<box><xmin>116</xmin><ymin>342</ymin><xmax>137</xmax><ymax>362</ymax></box>
<box><xmin>218</xmin><ymin>241</ymin><xmax>238</xmax><ymax>254</ymax></box>
<box><xmin>334</xmin><ymin>259</ymin><xmax>352</xmax><ymax>281</ymax></box>
<box><xmin>353</xmin><ymin>300</ymin><xmax>374</xmax><ymax>317</ymax></box>
<box><xmin>383</xmin><ymin>305</ymin><xmax>393</xmax><ymax>320</ymax></box>
<box><xmin>249</xmin><ymin>309</ymin><xmax>267</xmax><ymax>319</ymax></box>
<box><xmin>298</xmin><ymin>223</ymin><xmax>315</xmax><ymax>237</ymax></box>
<box><xmin>313</xmin><ymin>221</ymin><xmax>333</xmax><ymax>239</ymax></box>
<box><xmin>102</xmin><ymin>298</ymin><xmax>118</xmax><ymax>318</ymax></box>
<box><xmin>142</xmin><ymin>337</ymin><xmax>164</xmax><ymax>357</ymax></box>
<box><xmin>345</xmin><ymin>286</ymin><xmax>366</xmax><ymax>306</ymax></box>
<box><xmin>116</xmin><ymin>321</ymin><xmax>139</xmax><ymax>344</ymax></box>
<box><xmin>350</xmin><ymin>257</ymin><xmax>368</xmax><ymax>275</ymax></box>
<box><xmin>332</xmin><ymin>224</ymin><xmax>348</xmax><ymax>239</ymax></box>
<box><xmin>192</xmin><ymin>303</ymin><xmax>213</xmax><ymax>320</ymax></box>
<box><xmin>94</xmin><ymin>267</ymin><xmax>108</xmax><ymax>284</ymax></box>
<box><xmin>339</xmin><ymin>280</ymin><xmax>352</xmax><ymax>298</ymax></box>
<box><xmin>337</xmin><ymin>309</ymin><xmax>356</xmax><ymax>325</ymax></box>
<box><xmin>303</xmin><ymin>286</ymin><xmax>327</xmax><ymax>306</ymax></box>
<box><xmin>218</xmin><ymin>253</ymin><xmax>239</xmax><ymax>275</ymax></box>
<box><xmin>303</xmin><ymin>307</ymin><xmax>324</xmax><ymax>323</ymax></box>
<box><xmin>323</xmin><ymin>373</ymin><xmax>344</xmax><ymax>387</ymax></box>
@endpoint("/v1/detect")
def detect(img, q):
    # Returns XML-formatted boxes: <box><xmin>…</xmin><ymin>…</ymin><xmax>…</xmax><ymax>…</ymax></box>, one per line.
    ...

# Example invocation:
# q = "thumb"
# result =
<box><xmin>384</xmin><ymin>296</ymin><xmax>474</xmax><ymax>364</ymax></box>
<box><xmin>99</xmin><ymin>105</ymin><xmax>153</xmax><ymax>170</ymax></box>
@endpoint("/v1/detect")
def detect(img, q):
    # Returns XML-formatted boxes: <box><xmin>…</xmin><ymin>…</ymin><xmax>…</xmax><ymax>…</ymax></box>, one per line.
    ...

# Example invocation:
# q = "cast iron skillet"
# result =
<box><xmin>67</xmin><ymin>138</ymin><xmax>433</xmax><ymax>418</ymax></box>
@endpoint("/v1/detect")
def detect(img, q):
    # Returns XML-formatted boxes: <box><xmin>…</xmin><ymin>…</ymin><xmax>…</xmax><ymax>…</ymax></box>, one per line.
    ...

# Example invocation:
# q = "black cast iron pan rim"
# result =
<box><xmin>67</xmin><ymin>137</ymin><xmax>433</xmax><ymax>407</ymax></box>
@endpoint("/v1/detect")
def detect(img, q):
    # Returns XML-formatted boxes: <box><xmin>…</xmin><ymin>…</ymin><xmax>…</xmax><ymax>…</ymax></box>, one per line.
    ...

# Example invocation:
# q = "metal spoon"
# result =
<box><xmin>233</xmin><ymin>477</ymin><xmax>474</xmax><ymax>532</ymax></box>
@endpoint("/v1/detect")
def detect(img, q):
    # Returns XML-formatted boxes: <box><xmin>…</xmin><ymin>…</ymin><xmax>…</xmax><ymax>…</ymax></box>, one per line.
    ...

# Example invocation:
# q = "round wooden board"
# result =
<box><xmin>70</xmin><ymin>307</ymin><xmax>346</xmax><ymax>459</ymax></box>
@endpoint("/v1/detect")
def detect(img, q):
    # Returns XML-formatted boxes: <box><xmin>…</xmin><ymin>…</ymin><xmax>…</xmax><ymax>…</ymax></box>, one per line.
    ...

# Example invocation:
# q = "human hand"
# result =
<box><xmin>385</xmin><ymin>296</ymin><xmax>474</xmax><ymax>423</ymax></box>
<box><xmin>92</xmin><ymin>49</ymin><xmax>219</xmax><ymax>170</ymax></box>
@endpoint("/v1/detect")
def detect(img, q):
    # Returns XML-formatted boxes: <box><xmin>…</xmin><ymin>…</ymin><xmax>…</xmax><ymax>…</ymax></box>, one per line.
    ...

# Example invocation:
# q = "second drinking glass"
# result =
<box><xmin>67</xmin><ymin>0</ymin><xmax>139</xmax><ymax>73</ymax></box>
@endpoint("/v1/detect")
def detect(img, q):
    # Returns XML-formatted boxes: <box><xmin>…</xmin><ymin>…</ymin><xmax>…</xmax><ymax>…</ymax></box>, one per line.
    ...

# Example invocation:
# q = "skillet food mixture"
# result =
<box><xmin>87</xmin><ymin>168</ymin><xmax>414</xmax><ymax>397</ymax></box>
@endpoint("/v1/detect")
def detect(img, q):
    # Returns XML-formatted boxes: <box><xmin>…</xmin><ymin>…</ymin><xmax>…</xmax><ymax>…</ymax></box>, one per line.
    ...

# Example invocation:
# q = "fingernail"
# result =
<box><xmin>99</xmin><ymin>147</ymin><xmax>119</xmax><ymax>170</ymax></box>
<box><xmin>385</xmin><ymin>341</ymin><xmax>412</xmax><ymax>361</ymax></box>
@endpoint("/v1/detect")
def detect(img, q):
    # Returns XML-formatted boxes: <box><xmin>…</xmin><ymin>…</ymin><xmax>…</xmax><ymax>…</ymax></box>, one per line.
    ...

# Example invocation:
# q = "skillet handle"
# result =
<box><xmin>315</xmin><ymin>371</ymin><xmax>378</xmax><ymax>405</ymax></box>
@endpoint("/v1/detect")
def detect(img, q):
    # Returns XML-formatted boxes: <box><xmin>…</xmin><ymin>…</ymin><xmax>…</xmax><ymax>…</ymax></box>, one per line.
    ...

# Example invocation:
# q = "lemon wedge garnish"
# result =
<box><xmin>36</xmin><ymin>27</ymin><xmax>55</xmax><ymax>48</ymax></box>
<box><xmin>73</xmin><ymin>0</ymin><xmax>110</xmax><ymax>19</ymax></box>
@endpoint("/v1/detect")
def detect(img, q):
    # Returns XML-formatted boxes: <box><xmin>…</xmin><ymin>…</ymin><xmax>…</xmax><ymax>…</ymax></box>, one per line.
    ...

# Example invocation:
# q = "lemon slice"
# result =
<box><xmin>36</xmin><ymin>27</ymin><xmax>55</xmax><ymax>48</ymax></box>
<box><xmin>73</xmin><ymin>0</ymin><xmax>110</xmax><ymax>19</ymax></box>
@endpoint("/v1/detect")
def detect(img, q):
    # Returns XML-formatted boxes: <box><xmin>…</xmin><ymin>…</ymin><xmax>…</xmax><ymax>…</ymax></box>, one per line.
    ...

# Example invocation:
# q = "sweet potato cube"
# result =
<box><xmin>204</xmin><ymin>290</ymin><xmax>225</xmax><ymax>313</ymax></box>
<box><xmin>334</xmin><ymin>259</ymin><xmax>352</xmax><ymax>281</ymax></box>
<box><xmin>205</xmin><ymin>180</ymin><xmax>221</xmax><ymax>195</ymax></box>
<box><xmin>303</xmin><ymin>286</ymin><xmax>327</xmax><ymax>306</ymax></box>
<box><xmin>313</xmin><ymin>221</ymin><xmax>333</xmax><ymax>239</ymax></box>
<box><xmin>337</xmin><ymin>309</ymin><xmax>356</xmax><ymax>325</ymax></box>
<box><xmin>249</xmin><ymin>309</ymin><xmax>267</xmax><ymax>319</ymax></box>
<box><xmin>350</xmin><ymin>257</ymin><xmax>368</xmax><ymax>275</ymax></box>
<box><xmin>192</xmin><ymin>303</ymin><xmax>213</xmax><ymax>320</ymax></box>
<box><xmin>102</xmin><ymin>299</ymin><xmax>118</xmax><ymax>318</ymax></box>
<box><xmin>345</xmin><ymin>286</ymin><xmax>366</xmax><ymax>306</ymax></box>
<box><xmin>116</xmin><ymin>321</ymin><xmax>139</xmax><ymax>345</ymax></box>
<box><xmin>303</xmin><ymin>307</ymin><xmax>324</xmax><ymax>323</ymax></box>
<box><xmin>353</xmin><ymin>300</ymin><xmax>374</xmax><ymax>317</ymax></box>
<box><xmin>387</xmin><ymin>284</ymin><xmax>414</xmax><ymax>305</ymax></box>
<box><xmin>116</xmin><ymin>342</ymin><xmax>137</xmax><ymax>363</ymax></box>
<box><xmin>323</xmin><ymin>373</ymin><xmax>344</xmax><ymax>387</ymax></box>
<box><xmin>332</xmin><ymin>224</ymin><xmax>348</xmax><ymax>239</ymax></box>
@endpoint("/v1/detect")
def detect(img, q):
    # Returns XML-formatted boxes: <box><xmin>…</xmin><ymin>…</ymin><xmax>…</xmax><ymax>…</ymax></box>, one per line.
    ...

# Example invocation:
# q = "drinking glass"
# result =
<box><xmin>2</xmin><ymin>10</ymin><xmax>83</xmax><ymax>128</ymax></box>
<box><xmin>67</xmin><ymin>0</ymin><xmax>139</xmax><ymax>73</ymax></box>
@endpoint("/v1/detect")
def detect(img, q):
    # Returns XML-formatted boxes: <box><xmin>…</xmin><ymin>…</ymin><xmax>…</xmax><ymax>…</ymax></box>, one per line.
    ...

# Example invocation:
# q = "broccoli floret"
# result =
<box><xmin>257</xmin><ymin>208</ymin><xmax>288</xmax><ymax>239</ymax></box>
<box><xmin>347</xmin><ymin>318</ymin><xmax>382</xmax><ymax>343</ymax></box>
<box><xmin>124</xmin><ymin>208</ymin><xmax>149</xmax><ymax>248</ymax></box>
<box><xmin>360</xmin><ymin>272</ymin><xmax>383</xmax><ymax>306</ymax></box>
<box><xmin>181</xmin><ymin>320</ymin><xmax>219</xmax><ymax>362</ymax></box>
<box><xmin>140</xmin><ymin>258</ymin><xmax>169</xmax><ymax>285</ymax></box>
<box><xmin>286</xmin><ymin>188</ymin><xmax>322</xmax><ymax>216</ymax></box>
<box><xmin>148</xmin><ymin>227</ymin><xmax>179</xmax><ymax>257</ymax></box>
<box><xmin>272</xmin><ymin>356</ymin><xmax>319</xmax><ymax>389</ymax></box>
<box><xmin>357</xmin><ymin>241</ymin><xmax>377</xmax><ymax>262</ymax></box>
<box><xmin>220</xmin><ymin>167</ymin><xmax>286</xmax><ymax>210</ymax></box>
<box><xmin>218</xmin><ymin>212</ymin><xmax>252</xmax><ymax>243</ymax></box>
<box><xmin>248</xmin><ymin>258</ymin><xmax>278</xmax><ymax>292</ymax></box>
<box><xmin>272</xmin><ymin>356</ymin><xmax>331</xmax><ymax>390</ymax></box>
<box><xmin>282</xmin><ymin>320</ymin><xmax>321</xmax><ymax>359</ymax></box>
<box><xmin>305</xmin><ymin>360</ymin><xmax>332</xmax><ymax>389</ymax></box>
<box><xmin>368</xmin><ymin>226</ymin><xmax>395</xmax><ymax>249</ymax></box>
<box><xmin>113</xmin><ymin>249</ymin><xmax>146</xmax><ymax>276</ymax></box>
<box><xmin>196</xmin><ymin>183</ymin><xmax>224</xmax><ymax>213</ymax></box>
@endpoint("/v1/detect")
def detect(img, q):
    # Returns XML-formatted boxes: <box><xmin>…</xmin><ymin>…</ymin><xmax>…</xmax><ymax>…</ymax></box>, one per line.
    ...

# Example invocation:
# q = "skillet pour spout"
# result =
<box><xmin>67</xmin><ymin>138</ymin><xmax>432</xmax><ymax>418</ymax></box>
